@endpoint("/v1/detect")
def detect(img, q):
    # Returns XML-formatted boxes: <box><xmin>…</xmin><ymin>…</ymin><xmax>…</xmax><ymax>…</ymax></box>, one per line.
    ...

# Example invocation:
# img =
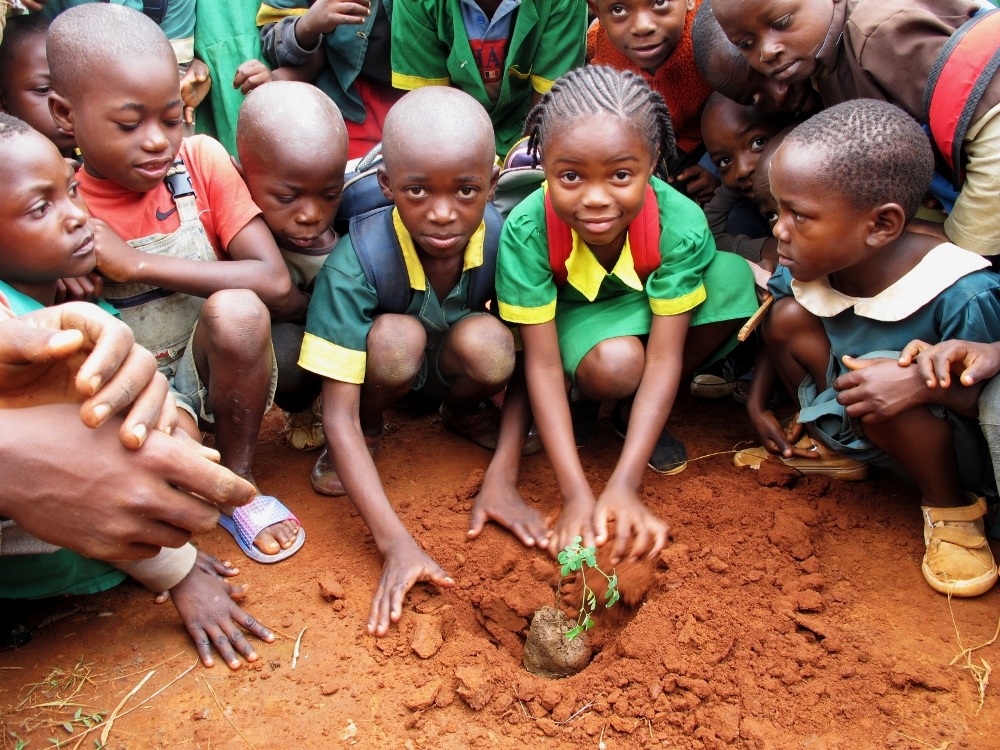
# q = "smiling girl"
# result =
<box><xmin>496</xmin><ymin>66</ymin><xmax>757</xmax><ymax>563</ymax></box>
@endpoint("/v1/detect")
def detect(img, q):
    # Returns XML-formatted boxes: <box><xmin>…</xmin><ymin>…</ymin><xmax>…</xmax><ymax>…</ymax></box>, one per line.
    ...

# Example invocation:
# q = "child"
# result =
<box><xmin>390</xmin><ymin>0</ymin><xmax>586</xmax><ymax>157</ymax></box>
<box><xmin>0</xmin><ymin>112</ymin><xmax>275</xmax><ymax>669</ymax></box>
<box><xmin>46</xmin><ymin>3</ymin><xmax>308</xmax><ymax>563</ymax></box>
<box><xmin>689</xmin><ymin>0</ymin><xmax>817</xmax><ymax>116</ymax></box>
<box><xmin>700</xmin><ymin>92</ymin><xmax>790</xmax><ymax>264</ymax></box>
<box><xmin>586</xmin><ymin>0</ymin><xmax>719</xmax><ymax>204</ymax></box>
<box><xmin>256</xmin><ymin>0</ymin><xmax>398</xmax><ymax>159</ymax></box>
<box><xmin>0</xmin><ymin>14</ymin><xmax>74</xmax><ymax>156</ymax></box>
<box><xmin>496</xmin><ymin>66</ymin><xmax>758</xmax><ymax>560</ymax></box>
<box><xmin>735</xmin><ymin>100</ymin><xmax>1000</xmax><ymax>597</ymax></box>
<box><xmin>299</xmin><ymin>86</ymin><xmax>523</xmax><ymax>636</ymax></box>
<box><xmin>235</xmin><ymin>80</ymin><xmax>347</xmax><ymax>451</ymax></box>
<box><xmin>711</xmin><ymin>0</ymin><xmax>1000</xmax><ymax>258</ymax></box>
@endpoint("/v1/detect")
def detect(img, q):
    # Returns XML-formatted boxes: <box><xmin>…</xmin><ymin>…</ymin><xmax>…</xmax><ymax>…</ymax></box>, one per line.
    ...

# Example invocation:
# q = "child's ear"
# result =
<box><xmin>586</xmin><ymin>0</ymin><xmax>600</xmax><ymax>17</ymax></box>
<box><xmin>867</xmin><ymin>203</ymin><xmax>907</xmax><ymax>247</ymax></box>
<box><xmin>685</xmin><ymin>0</ymin><xmax>695</xmax><ymax>10</ymax></box>
<box><xmin>230</xmin><ymin>155</ymin><xmax>246</xmax><ymax>181</ymax></box>
<box><xmin>376</xmin><ymin>165</ymin><xmax>394</xmax><ymax>202</ymax></box>
<box><xmin>487</xmin><ymin>164</ymin><xmax>500</xmax><ymax>202</ymax></box>
<box><xmin>48</xmin><ymin>93</ymin><xmax>74</xmax><ymax>136</ymax></box>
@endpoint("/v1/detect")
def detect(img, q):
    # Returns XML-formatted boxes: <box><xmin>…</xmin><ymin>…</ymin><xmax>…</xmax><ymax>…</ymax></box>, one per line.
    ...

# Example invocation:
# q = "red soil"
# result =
<box><xmin>3</xmin><ymin>395</ymin><xmax>1000</xmax><ymax>750</ymax></box>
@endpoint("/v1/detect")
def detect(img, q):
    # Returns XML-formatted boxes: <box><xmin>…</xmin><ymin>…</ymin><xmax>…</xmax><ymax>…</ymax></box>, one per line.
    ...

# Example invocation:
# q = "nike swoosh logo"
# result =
<box><xmin>155</xmin><ymin>207</ymin><xmax>177</xmax><ymax>221</ymax></box>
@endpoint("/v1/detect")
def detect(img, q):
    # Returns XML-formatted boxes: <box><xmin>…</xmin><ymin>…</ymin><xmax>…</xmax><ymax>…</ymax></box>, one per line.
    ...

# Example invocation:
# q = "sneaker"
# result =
<box><xmin>733</xmin><ymin>436</ymin><xmax>868</xmax><ymax>480</ymax></box>
<box><xmin>610</xmin><ymin>402</ymin><xmax>688</xmax><ymax>475</ymax></box>
<box><xmin>921</xmin><ymin>495</ymin><xmax>998</xmax><ymax>597</ymax></box>
<box><xmin>691</xmin><ymin>341</ymin><xmax>755</xmax><ymax>399</ymax></box>
<box><xmin>284</xmin><ymin>397</ymin><xmax>324</xmax><ymax>452</ymax></box>
<box><xmin>310</xmin><ymin>435</ymin><xmax>379</xmax><ymax>496</ymax></box>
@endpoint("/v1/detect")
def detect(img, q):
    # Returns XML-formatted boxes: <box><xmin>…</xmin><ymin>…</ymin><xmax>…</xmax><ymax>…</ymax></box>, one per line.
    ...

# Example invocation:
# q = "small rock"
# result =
<box><xmin>455</xmin><ymin>666</ymin><xmax>494</xmax><ymax>710</ymax></box>
<box><xmin>320</xmin><ymin>683</ymin><xmax>339</xmax><ymax>696</ymax></box>
<box><xmin>795</xmin><ymin>590</ymin><xmax>824</xmax><ymax>612</ymax></box>
<box><xmin>410</xmin><ymin>615</ymin><xmax>444</xmax><ymax>659</ymax></box>
<box><xmin>705</xmin><ymin>556</ymin><xmax>729</xmax><ymax>574</ymax></box>
<box><xmin>318</xmin><ymin>576</ymin><xmax>346</xmax><ymax>601</ymax></box>
<box><xmin>404</xmin><ymin>679</ymin><xmax>442</xmax><ymax>711</ymax></box>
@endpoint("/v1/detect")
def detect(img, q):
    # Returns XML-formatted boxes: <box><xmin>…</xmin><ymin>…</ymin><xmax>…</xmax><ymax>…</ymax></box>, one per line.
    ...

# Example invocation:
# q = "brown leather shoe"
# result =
<box><xmin>921</xmin><ymin>495</ymin><xmax>998</xmax><ymax>597</ymax></box>
<box><xmin>310</xmin><ymin>435</ymin><xmax>379</xmax><ymax>496</ymax></box>
<box><xmin>733</xmin><ymin>436</ymin><xmax>868</xmax><ymax>481</ymax></box>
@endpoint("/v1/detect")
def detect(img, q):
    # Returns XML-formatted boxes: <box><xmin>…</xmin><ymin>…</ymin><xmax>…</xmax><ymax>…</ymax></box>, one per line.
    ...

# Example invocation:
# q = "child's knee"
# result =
<box><xmin>576</xmin><ymin>336</ymin><xmax>645</xmax><ymax>399</ymax></box>
<box><xmin>367</xmin><ymin>314</ymin><xmax>426</xmax><ymax>387</ymax></box>
<box><xmin>763</xmin><ymin>297</ymin><xmax>815</xmax><ymax>347</ymax></box>
<box><xmin>200</xmin><ymin>290</ymin><xmax>271</xmax><ymax>356</ymax></box>
<box><xmin>444</xmin><ymin>316</ymin><xmax>515</xmax><ymax>388</ymax></box>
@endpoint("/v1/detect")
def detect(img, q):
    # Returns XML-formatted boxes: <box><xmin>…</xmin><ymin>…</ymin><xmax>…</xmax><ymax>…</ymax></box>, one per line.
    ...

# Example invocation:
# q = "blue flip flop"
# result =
<box><xmin>218</xmin><ymin>495</ymin><xmax>305</xmax><ymax>564</ymax></box>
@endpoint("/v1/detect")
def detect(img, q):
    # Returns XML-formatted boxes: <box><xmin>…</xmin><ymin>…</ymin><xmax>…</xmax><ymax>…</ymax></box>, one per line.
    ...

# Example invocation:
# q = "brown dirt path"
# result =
<box><xmin>3</xmin><ymin>395</ymin><xmax>1000</xmax><ymax>750</ymax></box>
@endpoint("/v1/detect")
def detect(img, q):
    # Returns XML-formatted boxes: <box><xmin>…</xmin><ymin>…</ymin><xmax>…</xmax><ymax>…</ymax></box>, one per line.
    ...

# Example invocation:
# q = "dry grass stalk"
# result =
<box><xmin>946</xmin><ymin>593</ymin><xmax>1000</xmax><ymax>714</ymax></box>
<box><xmin>202</xmin><ymin>676</ymin><xmax>258</xmax><ymax>750</ymax></box>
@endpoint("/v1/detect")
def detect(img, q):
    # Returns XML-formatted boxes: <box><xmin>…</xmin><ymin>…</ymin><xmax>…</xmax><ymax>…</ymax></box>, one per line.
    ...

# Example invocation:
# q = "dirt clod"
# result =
<box><xmin>410</xmin><ymin>615</ymin><xmax>443</xmax><ymax>659</ymax></box>
<box><xmin>523</xmin><ymin>607</ymin><xmax>593</xmax><ymax>679</ymax></box>
<box><xmin>318</xmin><ymin>576</ymin><xmax>346</xmax><ymax>601</ymax></box>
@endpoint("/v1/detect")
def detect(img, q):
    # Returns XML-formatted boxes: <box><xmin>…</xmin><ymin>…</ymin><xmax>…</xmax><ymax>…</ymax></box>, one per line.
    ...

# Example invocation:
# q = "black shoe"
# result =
<box><xmin>610</xmin><ymin>403</ymin><xmax>688</xmax><ymax>475</ymax></box>
<box><xmin>569</xmin><ymin>396</ymin><xmax>600</xmax><ymax>448</ymax></box>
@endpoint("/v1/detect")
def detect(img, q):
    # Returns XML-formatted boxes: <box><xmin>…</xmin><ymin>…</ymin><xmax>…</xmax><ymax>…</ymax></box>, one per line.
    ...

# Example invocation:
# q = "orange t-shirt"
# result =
<box><xmin>587</xmin><ymin>3</ymin><xmax>712</xmax><ymax>155</ymax></box>
<box><xmin>78</xmin><ymin>135</ymin><xmax>261</xmax><ymax>259</ymax></box>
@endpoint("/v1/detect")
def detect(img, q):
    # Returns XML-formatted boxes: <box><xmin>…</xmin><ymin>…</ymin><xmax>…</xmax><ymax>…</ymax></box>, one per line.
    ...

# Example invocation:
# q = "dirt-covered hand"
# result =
<box><xmin>169</xmin><ymin>564</ymin><xmax>273</xmax><ymax>669</ymax></box>
<box><xmin>469</xmin><ymin>472</ymin><xmax>549</xmax><ymax>549</ymax></box>
<box><xmin>549</xmin><ymin>495</ymin><xmax>597</xmax><ymax>560</ymax></box>
<box><xmin>899</xmin><ymin>339</ymin><xmax>1000</xmax><ymax>389</ymax></box>
<box><xmin>367</xmin><ymin>540</ymin><xmax>454</xmax><ymax>637</ymax></box>
<box><xmin>749</xmin><ymin>406</ymin><xmax>812</xmax><ymax>458</ymax></box>
<box><xmin>55</xmin><ymin>272</ymin><xmax>103</xmax><ymax>303</ymax></box>
<box><xmin>594</xmin><ymin>485</ymin><xmax>668</xmax><ymax>565</ymax></box>
<box><xmin>833</xmin><ymin>356</ymin><xmax>927</xmax><ymax>422</ymax></box>
<box><xmin>299</xmin><ymin>0</ymin><xmax>371</xmax><ymax>38</ymax></box>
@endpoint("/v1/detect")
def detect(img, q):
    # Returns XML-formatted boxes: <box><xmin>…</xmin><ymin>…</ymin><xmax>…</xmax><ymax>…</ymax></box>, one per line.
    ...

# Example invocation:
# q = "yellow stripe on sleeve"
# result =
<box><xmin>256</xmin><ymin>6</ymin><xmax>309</xmax><ymax>26</ymax></box>
<box><xmin>391</xmin><ymin>72</ymin><xmax>451</xmax><ymax>90</ymax></box>
<box><xmin>531</xmin><ymin>75</ymin><xmax>555</xmax><ymax>94</ymax></box>
<box><xmin>497</xmin><ymin>299</ymin><xmax>557</xmax><ymax>325</ymax></box>
<box><xmin>298</xmin><ymin>333</ymin><xmax>367</xmax><ymax>383</ymax></box>
<box><xmin>649</xmin><ymin>285</ymin><xmax>707</xmax><ymax>316</ymax></box>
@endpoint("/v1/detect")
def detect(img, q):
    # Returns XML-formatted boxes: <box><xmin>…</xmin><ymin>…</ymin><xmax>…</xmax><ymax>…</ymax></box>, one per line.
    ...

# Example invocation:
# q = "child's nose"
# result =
<box><xmin>141</xmin><ymin>124</ymin><xmax>170</xmax><ymax>152</ymax></box>
<box><xmin>295</xmin><ymin>200</ymin><xmax>323</xmax><ymax>225</ymax></box>
<box><xmin>427</xmin><ymin>198</ymin><xmax>457</xmax><ymax>224</ymax></box>
<box><xmin>631</xmin><ymin>11</ymin><xmax>656</xmax><ymax>35</ymax></box>
<box><xmin>759</xmin><ymin>34</ymin><xmax>783</xmax><ymax>63</ymax></box>
<box><xmin>581</xmin><ymin>183</ymin><xmax>611</xmax><ymax>207</ymax></box>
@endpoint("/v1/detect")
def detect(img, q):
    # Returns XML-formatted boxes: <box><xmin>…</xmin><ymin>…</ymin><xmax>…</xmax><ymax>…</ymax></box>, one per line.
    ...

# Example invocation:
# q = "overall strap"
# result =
<box><xmin>924</xmin><ymin>8</ymin><xmax>1000</xmax><ymax>188</ymax></box>
<box><xmin>163</xmin><ymin>160</ymin><xmax>200</xmax><ymax>224</ymax></box>
<box><xmin>466</xmin><ymin>203</ymin><xmax>503</xmax><ymax>311</ymax></box>
<box><xmin>544</xmin><ymin>184</ymin><xmax>661</xmax><ymax>286</ymax></box>
<box><xmin>349</xmin><ymin>206</ymin><xmax>412</xmax><ymax>314</ymax></box>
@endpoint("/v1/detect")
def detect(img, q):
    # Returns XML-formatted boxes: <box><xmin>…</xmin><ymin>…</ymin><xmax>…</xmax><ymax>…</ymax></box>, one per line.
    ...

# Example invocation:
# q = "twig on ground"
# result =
<box><xmin>292</xmin><ymin>627</ymin><xmax>307</xmax><ymax>669</ymax></box>
<box><xmin>100</xmin><ymin>669</ymin><xmax>155</xmax><ymax>745</ymax></box>
<box><xmin>946</xmin><ymin>593</ymin><xmax>1000</xmax><ymax>713</ymax></box>
<box><xmin>202</xmin><ymin>677</ymin><xmax>257</xmax><ymax>750</ymax></box>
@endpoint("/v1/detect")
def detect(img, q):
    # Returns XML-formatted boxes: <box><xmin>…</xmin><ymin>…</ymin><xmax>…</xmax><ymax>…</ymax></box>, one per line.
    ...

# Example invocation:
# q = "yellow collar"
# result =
<box><xmin>392</xmin><ymin>208</ymin><xmax>485</xmax><ymax>290</ymax></box>
<box><xmin>565</xmin><ymin>230</ymin><xmax>644</xmax><ymax>301</ymax></box>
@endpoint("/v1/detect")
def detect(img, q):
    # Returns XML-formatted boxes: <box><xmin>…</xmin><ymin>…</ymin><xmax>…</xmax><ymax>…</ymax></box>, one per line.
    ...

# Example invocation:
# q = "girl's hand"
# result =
<box><xmin>169</xmin><ymin>563</ymin><xmax>274</xmax><ymax>669</ymax></box>
<box><xmin>898</xmin><ymin>339</ymin><xmax>1000</xmax><ymax>389</ymax></box>
<box><xmin>594</xmin><ymin>485</ymin><xmax>668</xmax><ymax>565</ymax></box>
<box><xmin>368</xmin><ymin>539</ymin><xmax>454</xmax><ymax>637</ymax></box>
<box><xmin>549</xmin><ymin>495</ymin><xmax>597</xmax><ymax>559</ymax></box>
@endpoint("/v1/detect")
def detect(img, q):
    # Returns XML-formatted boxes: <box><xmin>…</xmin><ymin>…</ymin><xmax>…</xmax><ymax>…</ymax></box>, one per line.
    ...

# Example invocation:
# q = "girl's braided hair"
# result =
<box><xmin>523</xmin><ymin>65</ymin><xmax>677</xmax><ymax>177</ymax></box>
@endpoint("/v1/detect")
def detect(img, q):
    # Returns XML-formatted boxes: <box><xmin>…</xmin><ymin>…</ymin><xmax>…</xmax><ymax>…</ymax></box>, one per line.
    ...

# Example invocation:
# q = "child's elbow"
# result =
<box><xmin>260</xmin><ymin>273</ymin><xmax>294</xmax><ymax>311</ymax></box>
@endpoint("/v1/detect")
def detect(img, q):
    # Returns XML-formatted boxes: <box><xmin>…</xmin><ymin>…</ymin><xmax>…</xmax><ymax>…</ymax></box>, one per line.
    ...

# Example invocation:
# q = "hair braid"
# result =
<box><xmin>522</xmin><ymin>65</ymin><xmax>677</xmax><ymax>176</ymax></box>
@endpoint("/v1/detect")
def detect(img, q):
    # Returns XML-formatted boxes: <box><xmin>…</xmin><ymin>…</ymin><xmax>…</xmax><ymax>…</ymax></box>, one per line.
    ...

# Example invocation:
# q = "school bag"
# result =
<box><xmin>924</xmin><ymin>6</ymin><xmax>1000</xmax><ymax>188</ymax></box>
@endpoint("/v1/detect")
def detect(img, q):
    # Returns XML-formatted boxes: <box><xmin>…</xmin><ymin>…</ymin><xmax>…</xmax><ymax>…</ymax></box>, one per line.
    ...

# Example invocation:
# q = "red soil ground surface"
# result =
<box><xmin>3</xmin><ymin>395</ymin><xmax>1000</xmax><ymax>750</ymax></box>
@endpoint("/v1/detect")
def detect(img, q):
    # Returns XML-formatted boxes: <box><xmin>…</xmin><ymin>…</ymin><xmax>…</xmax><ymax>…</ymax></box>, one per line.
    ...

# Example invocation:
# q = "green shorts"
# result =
<box><xmin>0</xmin><ymin>550</ymin><xmax>126</xmax><ymax>600</ymax></box>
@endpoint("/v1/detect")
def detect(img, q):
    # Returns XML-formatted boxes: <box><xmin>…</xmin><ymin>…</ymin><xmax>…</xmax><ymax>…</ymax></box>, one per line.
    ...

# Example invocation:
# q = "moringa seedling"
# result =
<box><xmin>557</xmin><ymin>536</ymin><xmax>620</xmax><ymax>640</ymax></box>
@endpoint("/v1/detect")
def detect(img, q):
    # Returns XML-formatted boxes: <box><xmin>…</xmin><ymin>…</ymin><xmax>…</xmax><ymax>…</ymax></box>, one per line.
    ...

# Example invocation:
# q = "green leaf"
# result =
<box><xmin>572</xmin><ymin>536</ymin><xmax>582</xmax><ymax>544</ymax></box>
<box><xmin>606</xmin><ymin>590</ymin><xmax>620</xmax><ymax>608</ymax></box>
<box><xmin>608</xmin><ymin>573</ymin><xmax>618</xmax><ymax>590</ymax></box>
<box><xmin>74</xmin><ymin>708</ymin><xmax>82</xmax><ymax>721</ymax></box>
<box><xmin>63</xmin><ymin>723</ymin><xmax>74</xmax><ymax>734</ymax></box>
<box><xmin>586</xmin><ymin>593</ymin><xmax>596</xmax><ymax>610</ymax></box>
<box><xmin>565</xmin><ymin>625</ymin><xmax>583</xmax><ymax>640</ymax></box>
<box><xmin>583</xmin><ymin>616</ymin><xmax>595</xmax><ymax>630</ymax></box>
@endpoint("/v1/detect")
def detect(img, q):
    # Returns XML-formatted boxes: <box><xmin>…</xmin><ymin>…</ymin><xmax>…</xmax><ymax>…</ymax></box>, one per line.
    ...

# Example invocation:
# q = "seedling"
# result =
<box><xmin>557</xmin><ymin>536</ymin><xmax>620</xmax><ymax>640</ymax></box>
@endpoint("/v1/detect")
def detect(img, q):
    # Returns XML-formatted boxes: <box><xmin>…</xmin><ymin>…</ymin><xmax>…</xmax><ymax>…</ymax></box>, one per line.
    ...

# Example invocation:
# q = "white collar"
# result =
<box><xmin>790</xmin><ymin>243</ymin><xmax>990</xmax><ymax>321</ymax></box>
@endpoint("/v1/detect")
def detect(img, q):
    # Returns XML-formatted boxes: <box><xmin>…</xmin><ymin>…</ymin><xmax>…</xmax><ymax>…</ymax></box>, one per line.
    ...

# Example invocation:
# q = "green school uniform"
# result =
<box><xmin>390</xmin><ymin>0</ymin><xmax>586</xmax><ymax>156</ymax></box>
<box><xmin>299</xmin><ymin>209</ymin><xmax>491</xmax><ymax>397</ymax></box>
<box><xmin>496</xmin><ymin>177</ymin><xmax>758</xmax><ymax>377</ymax></box>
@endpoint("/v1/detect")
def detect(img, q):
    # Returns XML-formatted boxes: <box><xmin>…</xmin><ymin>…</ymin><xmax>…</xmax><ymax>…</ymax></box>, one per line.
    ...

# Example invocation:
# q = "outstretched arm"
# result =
<box><xmin>322</xmin><ymin>378</ymin><xmax>453</xmax><ymax>637</ymax></box>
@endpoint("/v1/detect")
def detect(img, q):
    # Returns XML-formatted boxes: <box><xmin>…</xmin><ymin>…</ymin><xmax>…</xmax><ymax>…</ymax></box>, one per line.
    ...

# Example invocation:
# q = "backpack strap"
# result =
<box><xmin>141</xmin><ymin>0</ymin><xmax>168</xmax><ymax>24</ymax></box>
<box><xmin>544</xmin><ymin>184</ymin><xmax>661</xmax><ymax>286</ymax></box>
<box><xmin>924</xmin><ymin>8</ymin><xmax>1000</xmax><ymax>189</ymax></box>
<box><xmin>466</xmin><ymin>203</ymin><xmax>503</xmax><ymax>311</ymax></box>
<box><xmin>349</xmin><ymin>206</ymin><xmax>412</xmax><ymax>315</ymax></box>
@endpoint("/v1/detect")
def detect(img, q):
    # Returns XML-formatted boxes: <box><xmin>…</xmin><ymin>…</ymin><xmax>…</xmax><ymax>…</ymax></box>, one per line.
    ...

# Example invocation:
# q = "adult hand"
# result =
<box><xmin>367</xmin><ymin>538</ymin><xmax>453</xmax><ymax>636</ymax></box>
<box><xmin>833</xmin><ymin>355</ymin><xmax>927</xmax><ymax>422</ymax></box>
<box><xmin>0</xmin><ymin>403</ymin><xmax>255</xmax><ymax>560</ymax></box>
<box><xmin>181</xmin><ymin>58</ymin><xmax>212</xmax><ymax>125</ymax></box>
<box><xmin>593</xmin><ymin>483</ymin><xmax>669</xmax><ymax>565</ymax></box>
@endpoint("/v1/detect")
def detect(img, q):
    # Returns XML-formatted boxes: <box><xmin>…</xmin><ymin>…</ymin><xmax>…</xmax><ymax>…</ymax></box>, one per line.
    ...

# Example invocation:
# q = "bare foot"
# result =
<box><xmin>468</xmin><ymin>473</ymin><xmax>549</xmax><ymax>549</ymax></box>
<box><xmin>252</xmin><ymin>518</ymin><xmax>300</xmax><ymax>555</ymax></box>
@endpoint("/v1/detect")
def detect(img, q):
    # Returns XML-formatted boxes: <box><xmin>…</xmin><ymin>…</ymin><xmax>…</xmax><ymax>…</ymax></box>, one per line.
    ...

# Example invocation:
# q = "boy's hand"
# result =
<box><xmin>233</xmin><ymin>60</ymin><xmax>275</xmax><ymax>94</ymax></box>
<box><xmin>594</xmin><ymin>484</ymin><xmax>669</xmax><ymax>565</ymax></box>
<box><xmin>899</xmin><ymin>339</ymin><xmax>1000</xmax><ymax>389</ymax></box>
<box><xmin>468</xmin><ymin>472</ymin><xmax>550</xmax><ymax>549</ymax></box>
<box><xmin>833</xmin><ymin>355</ymin><xmax>928</xmax><ymax>422</ymax></box>
<box><xmin>180</xmin><ymin>59</ymin><xmax>212</xmax><ymax>125</ymax></box>
<box><xmin>55</xmin><ymin>272</ymin><xmax>104</xmax><ymax>303</ymax></box>
<box><xmin>748</xmin><ymin>406</ymin><xmax>812</xmax><ymax>459</ymax></box>
<box><xmin>296</xmin><ymin>0</ymin><xmax>371</xmax><ymax>46</ymax></box>
<box><xmin>93</xmin><ymin>219</ymin><xmax>144</xmax><ymax>284</ymax></box>
<box><xmin>4</xmin><ymin>303</ymin><xmax>175</xmax><ymax>447</ymax></box>
<box><xmin>549</xmin><ymin>495</ymin><xmax>597</xmax><ymax>559</ymax></box>
<box><xmin>169</xmin><ymin>563</ymin><xmax>274</xmax><ymax>669</ymax></box>
<box><xmin>368</xmin><ymin>538</ymin><xmax>454</xmax><ymax>637</ymax></box>
<box><xmin>669</xmin><ymin>165</ymin><xmax>720</xmax><ymax>206</ymax></box>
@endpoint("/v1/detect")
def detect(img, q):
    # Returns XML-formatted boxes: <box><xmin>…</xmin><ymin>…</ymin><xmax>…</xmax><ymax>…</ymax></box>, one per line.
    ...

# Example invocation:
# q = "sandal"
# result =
<box><xmin>218</xmin><ymin>496</ymin><xmax>305</xmax><ymax>564</ymax></box>
<box><xmin>733</xmin><ymin>436</ymin><xmax>868</xmax><ymax>480</ymax></box>
<box><xmin>311</xmin><ymin>435</ymin><xmax>379</xmax><ymax>496</ymax></box>
<box><xmin>440</xmin><ymin>401</ymin><xmax>502</xmax><ymax>450</ymax></box>
<box><xmin>921</xmin><ymin>495</ymin><xmax>998</xmax><ymax>597</ymax></box>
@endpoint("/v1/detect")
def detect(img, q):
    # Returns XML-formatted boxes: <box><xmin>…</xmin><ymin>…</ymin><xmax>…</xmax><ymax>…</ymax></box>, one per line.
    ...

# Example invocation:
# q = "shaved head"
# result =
<box><xmin>236</xmin><ymin>81</ymin><xmax>348</xmax><ymax>170</ymax></box>
<box><xmin>381</xmin><ymin>87</ymin><xmax>496</xmax><ymax>172</ymax></box>
<box><xmin>48</xmin><ymin>4</ymin><xmax>175</xmax><ymax>99</ymax></box>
